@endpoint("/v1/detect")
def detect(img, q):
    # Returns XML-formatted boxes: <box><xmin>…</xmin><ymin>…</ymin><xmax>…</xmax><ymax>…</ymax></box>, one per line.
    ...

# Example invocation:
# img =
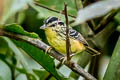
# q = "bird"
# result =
<box><xmin>40</xmin><ymin>16</ymin><xmax>100</xmax><ymax>59</ymax></box>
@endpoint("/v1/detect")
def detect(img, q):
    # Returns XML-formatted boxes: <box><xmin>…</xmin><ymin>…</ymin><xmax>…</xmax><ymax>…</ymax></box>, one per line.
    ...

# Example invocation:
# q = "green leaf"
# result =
<box><xmin>0</xmin><ymin>37</ymin><xmax>9</xmax><ymax>55</ymax></box>
<box><xmin>16</xmin><ymin>74</ymin><xmax>27</xmax><ymax>80</ymax></box>
<box><xmin>2</xmin><ymin>37</ymin><xmax>28</xmax><ymax>68</ymax></box>
<box><xmin>103</xmin><ymin>36</ymin><xmax>120</xmax><ymax>80</ymax></box>
<box><xmin>36</xmin><ymin>0</ymin><xmax>76</xmax><ymax>16</ymax></box>
<box><xmin>114</xmin><ymin>12</ymin><xmax>120</xmax><ymax>24</ymax></box>
<box><xmin>33</xmin><ymin>69</ymin><xmax>49</xmax><ymax>80</ymax></box>
<box><xmin>2</xmin><ymin>37</ymin><xmax>38</xmax><ymax>80</ymax></box>
<box><xmin>12</xmin><ymin>39</ymin><xmax>67</xmax><ymax>80</ymax></box>
<box><xmin>75</xmin><ymin>0</ymin><xmax>120</xmax><ymax>24</ymax></box>
<box><xmin>4</xmin><ymin>23</ymin><xmax>39</xmax><ymax>38</ymax></box>
<box><xmin>0</xmin><ymin>59</ymin><xmax>11</xmax><ymax>80</ymax></box>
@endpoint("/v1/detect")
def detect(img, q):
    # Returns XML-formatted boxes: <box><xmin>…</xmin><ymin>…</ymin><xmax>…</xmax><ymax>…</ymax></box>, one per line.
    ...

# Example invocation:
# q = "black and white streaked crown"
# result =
<box><xmin>44</xmin><ymin>16</ymin><xmax>65</xmax><ymax>27</ymax></box>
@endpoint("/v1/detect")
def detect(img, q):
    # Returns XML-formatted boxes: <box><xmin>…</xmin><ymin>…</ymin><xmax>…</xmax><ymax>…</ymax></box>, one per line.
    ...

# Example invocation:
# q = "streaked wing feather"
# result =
<box><xmin>59</xmin><ymin>27</ymin><xmax>88</xmax><ymax>46</ymax></box>
<box><xmin>69</xmin><ymin>28</ymin><xmax>88</xmax><ymax>46</ymax></box>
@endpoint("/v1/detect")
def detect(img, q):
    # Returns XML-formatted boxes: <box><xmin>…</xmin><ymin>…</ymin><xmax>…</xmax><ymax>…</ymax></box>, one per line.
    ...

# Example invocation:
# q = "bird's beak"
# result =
<box><xmin>40</xmin><ymin>24</ymin><xmax>47</xmax><ymax>29</ymax></box>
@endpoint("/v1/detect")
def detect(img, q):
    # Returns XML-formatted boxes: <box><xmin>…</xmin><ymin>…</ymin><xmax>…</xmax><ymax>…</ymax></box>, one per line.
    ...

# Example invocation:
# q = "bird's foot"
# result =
<box><xmin>60</xmin><ymin>54</ymin><xmax>75</xmax><ymax>64</ymax></box>
<box><xmin>45</xmin><ymin>46</ymin><xmax>52</xmax><ymax>54</ymax></box>
<box><xmin>60</xmin><ymin>56</ymin><xmax>67</xmax><ymax>64</ymax></box>
<box><xmin>70</xmin><ymin>54</ymin><xmax>75</xmax><ymax>58</ymax></box>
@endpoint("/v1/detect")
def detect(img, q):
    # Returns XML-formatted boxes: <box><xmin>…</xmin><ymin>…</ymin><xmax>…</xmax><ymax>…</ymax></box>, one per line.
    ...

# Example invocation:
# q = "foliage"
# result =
<box><xmin>104</xmin><ymin>36</ymin><xmax>120</xmax><ymax>80</ymax></box>
<box><xmin>4</xmin><ymin>24</ymin><xmax>39</xmax><ymax>38</ymax></box>
<box><xmin>0</xmin><ymin>0</ymin><xmax>120</xmax><ymax>80</ymax></box>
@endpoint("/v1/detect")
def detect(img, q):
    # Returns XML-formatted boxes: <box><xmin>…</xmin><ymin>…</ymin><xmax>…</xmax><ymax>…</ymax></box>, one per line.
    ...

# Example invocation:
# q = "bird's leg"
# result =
<box><xmin>45</xmin><ymin>46</ymin><xmax>52</xmax><ymax>54</ymax></box>
<box><xmin>60</xmin><ymin>53</ymin><xmax>75</xmax><ymax>64</ymax></box>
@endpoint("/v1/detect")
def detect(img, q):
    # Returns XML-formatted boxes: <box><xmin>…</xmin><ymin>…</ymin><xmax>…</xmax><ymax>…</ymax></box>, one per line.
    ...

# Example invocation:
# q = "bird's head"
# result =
<box><xmin>40</xmin><ymin>16</ymin><xmax>65</xmax><ymax>30</ymax></box>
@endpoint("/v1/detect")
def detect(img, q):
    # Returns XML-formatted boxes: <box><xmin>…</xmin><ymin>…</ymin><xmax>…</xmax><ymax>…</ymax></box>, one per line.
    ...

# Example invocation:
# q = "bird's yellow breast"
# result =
<box><xmin>45</xmin><ymin>28</ymin><xmax>86</xmax><ymax>54</ymax></box>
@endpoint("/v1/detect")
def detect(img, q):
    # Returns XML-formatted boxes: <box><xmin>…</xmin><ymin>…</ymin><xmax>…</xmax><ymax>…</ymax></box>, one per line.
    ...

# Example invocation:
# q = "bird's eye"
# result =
<box><xmin>49</xmin><ymin>23</ymin><xmax>56</xmax><ymax>27</ymax></box>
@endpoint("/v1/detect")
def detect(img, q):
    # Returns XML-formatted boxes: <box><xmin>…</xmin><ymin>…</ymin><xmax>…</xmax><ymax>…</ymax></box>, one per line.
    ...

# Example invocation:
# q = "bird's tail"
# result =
<box><xmin>85</xmin><ymin>46</ymin><xmax>101</xmax><ymax>56</ymax></box>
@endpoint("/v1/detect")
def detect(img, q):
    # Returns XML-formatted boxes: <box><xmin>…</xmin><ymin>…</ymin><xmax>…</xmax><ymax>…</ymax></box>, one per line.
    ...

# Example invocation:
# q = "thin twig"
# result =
<box><xmin>34</xmin><ymin>2</ymin><xmax>76</xmax><ymax>18</ymax></box>
<box><xmin>64</xmin><ymin>3</ymin><xmax>71</xmax><ymax>61</ymax></box>
<box><xmin>0</xmin><ymin>29</ymin><xmax>97</xmax><ymax>80</ymax></box>
<box><xmin>95</xmin><ymin>10</ymin><xmax>118</xmax><ymax>33</ymax></box>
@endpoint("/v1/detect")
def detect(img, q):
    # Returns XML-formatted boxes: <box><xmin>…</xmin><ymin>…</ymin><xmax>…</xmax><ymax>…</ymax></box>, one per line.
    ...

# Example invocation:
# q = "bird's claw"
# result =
<box><xmin>60</xmin><ymin>54</ymin><xmax>75</xmax><ymax>64</ymax></box>
<box><xmin>45</xmin><ymin>46</ymin><xmax>52</xmax><ymax>54</ymax></box>
<box><xmin>70</xmin><ymin>54</ymin><xmax>75</xmax><ymax>58</ymax></box>
<box><xmin>60</xmin><ymin>56</ymin><xmax>67</xmax><ymax>64</ymax></box>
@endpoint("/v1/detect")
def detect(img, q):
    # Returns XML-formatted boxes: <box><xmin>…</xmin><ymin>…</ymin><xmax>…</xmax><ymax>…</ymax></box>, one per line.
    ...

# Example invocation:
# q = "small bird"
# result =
<box><xmin>40</xmin><ymin>16</ymin><xmax>100</xmax><ymax>57</ymax></box>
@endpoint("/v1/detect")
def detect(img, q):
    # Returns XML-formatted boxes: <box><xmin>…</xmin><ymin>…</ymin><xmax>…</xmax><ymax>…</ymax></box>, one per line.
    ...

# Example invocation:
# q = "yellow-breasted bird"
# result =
<box><xmin>40</xmin><ymin>16</ymin><xmax>100</xmax><ymax>57</ymax></box>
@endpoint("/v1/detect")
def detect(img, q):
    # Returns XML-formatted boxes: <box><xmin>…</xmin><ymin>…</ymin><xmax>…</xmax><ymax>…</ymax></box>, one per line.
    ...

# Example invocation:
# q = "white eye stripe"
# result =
<box><xmin>45</xmin><ymin>17</ymin><xmax>59</xmax><ymax>25</ymax></box>
<box><xmin>51</xmin><ymin>21</ymin><xmax>59</xmax><ymax>24</ymax></box>
<box><xmin>46</xmin><ymin>17</ymin><xmax>53</xmax><ymax>23</ymax></box>
<box><xmin>52</xmin><ymin>21</ymin><xmax>64</xmax><ymax>25</ymax></box>
<box><xmin>48</xmin><ymin>21</ymin><xmax>65</xmax><ymax>27</ymax></box>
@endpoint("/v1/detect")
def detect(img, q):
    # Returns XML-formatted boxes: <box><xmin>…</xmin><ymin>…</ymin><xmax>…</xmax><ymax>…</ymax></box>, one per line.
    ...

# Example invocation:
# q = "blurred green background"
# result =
<box><xmin>0</xmin><ymin>0</ymin><xmax>120</xmax><ymax>80</ymax></box>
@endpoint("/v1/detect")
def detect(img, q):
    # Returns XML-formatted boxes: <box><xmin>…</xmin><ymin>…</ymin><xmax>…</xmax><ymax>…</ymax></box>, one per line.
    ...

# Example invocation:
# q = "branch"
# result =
<box><xmin>0</xmin><ymin>29</ymin><xmax>97</xmax><ymax>80</ymax></box>
<box><xmin>34</xmin><ymin>2</ymin><xmax>76</xmax><ymax>18</ymax></box>
<box><xmin>64</xmin><ymin>3</ymin><xmax>71</xmax><ymax>61</ymax></box>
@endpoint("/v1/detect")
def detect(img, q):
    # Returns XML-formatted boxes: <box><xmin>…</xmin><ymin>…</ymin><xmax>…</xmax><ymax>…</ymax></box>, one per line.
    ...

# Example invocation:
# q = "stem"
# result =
<box><xmin>34</xmin><ymin>2</ymin><xmax>76</xmax><ymax>18</ymax></box>
<box><xmin>64</xmin><ymin>3</ymin><xmax>71</xmax><ymax>62</ymax></box>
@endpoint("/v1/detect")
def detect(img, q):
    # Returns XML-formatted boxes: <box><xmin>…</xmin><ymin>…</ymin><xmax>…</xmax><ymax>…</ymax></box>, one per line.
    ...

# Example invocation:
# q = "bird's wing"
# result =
<box><xmin>59</xmin><ymin>27</ymin><xmax>88</xmax><ymax>46</ymax></box>
<box><xmin>69</xmin><ymin>28</ymin><xmax>88</xmax><ymax>46</ymax></box>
